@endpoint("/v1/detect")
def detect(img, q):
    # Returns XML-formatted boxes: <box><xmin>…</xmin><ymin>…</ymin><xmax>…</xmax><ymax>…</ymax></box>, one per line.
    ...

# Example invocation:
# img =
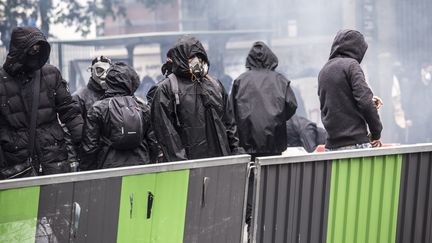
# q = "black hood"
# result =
<box><xmin>3</xmin><ymin>27</ymin><xmax>51</xmax><ymax>76</ymax></box>
<box><xmin>245</xmin><ymin>41</ymin><xmax>278</xmax><ymax>70</ymax></box>
<box><xmin>105</xmin><ymin>62</ymin><xmax>140</xmax><ymax>97</ymax></box>
<box><xmin>329</xmin><ymin>29</ymin><xmax>368</xmax><ymax>63</ymax></box>
<box><xmin>171</xmin><ymin>36</ymin><xmax>209</xmax><ymax>78</ymax></box>
<box><xmin>161</xmin><ymin>47</ymin><xmax>174</xmax><ymax>77</ymax></box>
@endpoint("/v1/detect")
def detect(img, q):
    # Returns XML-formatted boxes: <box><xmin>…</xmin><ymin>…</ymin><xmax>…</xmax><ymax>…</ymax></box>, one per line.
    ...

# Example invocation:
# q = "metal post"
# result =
<box><xmin>58</xmin><ymin>43</ymin><xmax>63</xmax><ymax>75</ymax></box>
<box><xmin>178</xmin><ymin>0</ymin><xmax>183</xmax><ymax>31</ymax></box>
<box><xmin>126</xmin><ymin>45</ymin><xmax>135</xmax><ymax>67</ymax></box>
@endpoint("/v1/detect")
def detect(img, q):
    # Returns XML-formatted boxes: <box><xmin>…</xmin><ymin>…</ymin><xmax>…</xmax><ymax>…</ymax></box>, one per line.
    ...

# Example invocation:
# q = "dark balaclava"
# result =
<box><xmin>3</xmin><ymin>27</ymin><xmax>51</xmax><ymax>76</ymax></box>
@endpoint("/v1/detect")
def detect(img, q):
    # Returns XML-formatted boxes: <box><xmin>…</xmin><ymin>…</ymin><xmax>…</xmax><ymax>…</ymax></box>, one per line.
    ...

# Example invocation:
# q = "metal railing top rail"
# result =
<box><xmin>0</xmin><ymin>154</ymin><xmax>251</xmax><ymax>190</ymax></box>
<box><xmin>256</xmin><ymin>143</ymin><xmax>432</xmax><ymax>166</ymax></box>
<box><xmin>49</xmin><ymin>29</ymin><xmax>273</xmax><ymax>46</ymax></box>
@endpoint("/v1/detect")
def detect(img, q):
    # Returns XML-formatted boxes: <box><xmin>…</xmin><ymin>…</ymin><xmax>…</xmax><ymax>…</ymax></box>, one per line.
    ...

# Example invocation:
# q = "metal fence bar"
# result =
<box><xmin>0</xmin><ymin>155</ymin><xmax>251</xmax><ymax>190</ymax></box>
<box><xmin>257</xmin><ymin>143</ymin><xmax>432</xmax><ymax>166</ymax></box>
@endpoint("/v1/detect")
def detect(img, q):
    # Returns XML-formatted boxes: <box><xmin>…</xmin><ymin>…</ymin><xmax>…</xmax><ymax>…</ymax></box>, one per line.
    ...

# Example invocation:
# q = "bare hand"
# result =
<box><xmin>372</xmin><ymin>96</ymin><xmax>383</xmax><ymax>109</ymax></box>
<box><xmin>370</xmin><ymin>140</ymin><xmax>382</xmax><ymax>147</ymax></box>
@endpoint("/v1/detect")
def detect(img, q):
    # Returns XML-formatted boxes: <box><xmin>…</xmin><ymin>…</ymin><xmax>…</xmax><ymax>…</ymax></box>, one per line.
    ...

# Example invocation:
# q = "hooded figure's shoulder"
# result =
<box><xmin>73</xmin><ymin>85</ymin><xmax>93</xmax><ymax>100</ymax></box>
<box><xmin>154</xmin><ymin>76</ymin><xmax>175</xmax><ymax>95</ymax></box>
<box><xmin>40</xmin><ymin>64</ymin><xmax>62</xmax><ymax>77</ymax></box>
<box><xmin>275</xmin><ymin>72</ymin><xmax>291</xmax><ymax>85</ymax></box>
<box><xmin>87</xmin><ymin>98</ymin><xmax>110</xmax><ymax>119</ymax></box>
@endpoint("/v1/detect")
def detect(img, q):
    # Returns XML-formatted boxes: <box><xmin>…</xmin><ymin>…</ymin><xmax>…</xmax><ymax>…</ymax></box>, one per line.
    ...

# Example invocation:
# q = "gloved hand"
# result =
<box><xmin>70</xmin><ymin>160</ymin><xmax>79</xmax><ymax>172</ymax></box>
<box><xmin>231</xmin><ymin>147</ymin><xmax>246</xmax><ymax>155</ymax></box>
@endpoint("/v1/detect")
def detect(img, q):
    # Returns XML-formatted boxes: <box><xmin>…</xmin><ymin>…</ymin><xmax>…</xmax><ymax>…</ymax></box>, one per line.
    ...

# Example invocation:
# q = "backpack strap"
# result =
<box><xmin>0</xmin><ymin>69</ymin><xmax>9</xmax><ymax>109</ymax></box>
<box><xmin>0</xmin><ymin>70</ymin><xmax>9</xmax><ymax>168</ymax></box>
<box><xmin>168</xmin><ymin>73</ymin><xmax>180</xmax><ymax>105</ymax></box>
<box><xmin>28</xmin><ymin>70</ymin><xmax>41</xmax><ymax>174</ymax></box>
<box><xmin>167</xmin><ymin>74</ymin><xmax>181</xmax><ymax>127</ymax></box>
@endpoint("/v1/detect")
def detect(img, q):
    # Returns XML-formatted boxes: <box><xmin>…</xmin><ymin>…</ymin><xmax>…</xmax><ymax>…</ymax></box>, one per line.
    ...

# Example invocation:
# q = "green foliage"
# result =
<box><xmin>0</xmin><ymin>0</ymin><xmax>173</xmax><ymax>46</ymax></box>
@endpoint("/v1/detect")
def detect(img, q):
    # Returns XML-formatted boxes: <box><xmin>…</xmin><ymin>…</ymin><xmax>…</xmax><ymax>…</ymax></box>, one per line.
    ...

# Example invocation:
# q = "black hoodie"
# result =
<box><xmin>230</xmin><ymin>41</ymin><xmax>297</xmax><ymax>154</ymax></box>
<box><xmin>0</xmin><ymin>27</ymin><xmax>83</xmax><ymax>175</ymax></box>
<box><xmin>151</xmin><ymin>36</ymin><xmax>243</xmax><ymax>161</ymax></box>
<box><xmin>318</xmin><ymin>30</ymin><xmax>383</xmax><ymax>149</ymax></box>
<box><xmin>81</xmin><ymin>62</ymin><xmax>159</xmax><ymax>169</ymax></box>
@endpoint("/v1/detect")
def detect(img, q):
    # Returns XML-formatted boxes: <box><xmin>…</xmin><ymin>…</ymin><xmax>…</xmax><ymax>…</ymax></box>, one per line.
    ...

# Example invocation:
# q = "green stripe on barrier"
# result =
<box><xmin>149</xmin><ymin>170</ymin><xmax>189</xmax><ymax>243</ymax></box>
<box><xmin>0</xmin><ymin>186</ymin><xmax>40</xmax><ymax>243</ymax></box>
<box><xmin>117</xmin><ymin>170</ymin><xmax>189</xmax><ymax>243</ymax></box>
<box><xmin>327</xmin><ymin>155</ymin><xmax>402</xmax><ymax>243</ymax></box>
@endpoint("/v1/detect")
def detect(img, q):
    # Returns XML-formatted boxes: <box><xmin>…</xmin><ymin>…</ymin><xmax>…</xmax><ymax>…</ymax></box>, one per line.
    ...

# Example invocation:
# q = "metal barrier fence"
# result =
<box><xmin>0</xmin><ymin>155</ymin><xmax>251</xmax><ymax>243</ymax></box>
<box><xmin>252</xmin><ymin>143</ymin><xmax>432</xmax><ymax>243</ymax></box>
<box><xmin>2</xmin><ymin>144</ymin><xmax>432</xmax><ymax>243</ymax></box>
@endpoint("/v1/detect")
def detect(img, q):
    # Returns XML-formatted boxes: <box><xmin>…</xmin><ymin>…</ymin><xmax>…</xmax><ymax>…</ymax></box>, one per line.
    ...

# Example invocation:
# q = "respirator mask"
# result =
<box><xmin>188</xmin><ymin>56</ymin><xmax>208</xmax><ymax>81</ymax></box>
<box><xmin>91</xmin><ymin>61</ymin><xmax>111</xmax><ymax>86</ymax></box>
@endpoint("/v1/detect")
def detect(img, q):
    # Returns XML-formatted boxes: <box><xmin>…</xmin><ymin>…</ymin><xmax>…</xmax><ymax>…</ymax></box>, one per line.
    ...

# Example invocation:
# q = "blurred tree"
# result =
<box><xmin>0</xmin><ymin>0</ymin><xmax>172</xmax><ymax>48</ymax></box>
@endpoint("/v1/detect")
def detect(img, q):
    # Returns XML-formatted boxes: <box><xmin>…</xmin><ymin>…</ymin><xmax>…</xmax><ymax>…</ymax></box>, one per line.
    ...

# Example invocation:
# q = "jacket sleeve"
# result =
<box><xmin>54</xmin><ymin>69</ymin><xmax>84</xmax><ymax>143</ymax></box>
<box><xmin>278</xmin><ymin>74</ymin><xmax>298</xmax><ymax>121</ymax></box>
<box><xmin>0</xmin><ymin>145</ymin><xmax>6</xmax><ymax>169</ymax></box>
<box><xmin>225</xmin><ymin>81</ymin><xmax>245</xmax><ymax>154</ymax></box>
<box><xmin>146</xmin><ymin>84</ymin><xmax>159</xmax><ymax>107</ymax></box>
<box><xmin>140</xmin><ymin>105</ymin><xmax>161</xmax><ymax>163</ymax></box>
<box><xmin>348</xmin><ymin>61</ymin><xmax>383</xmax><ymax>140</ymax></box>
<box><xmin>296</xmin><ymin>116</ymin><xmax>319</xmax><ymax>153</ymax></box>
<box><xmin>80</xmin><ymin>105</ymin><xmax>102</xmax><ymax>170</ymax></box>
<box><xmin>72</xmin><ymin>93</ymin><xmax>85</xmax><ymax>117</ymax></box>
<box><xmin>150</xmin><ymin>84</ymin><xmax>187</xmax><ymax>161</ymax></box>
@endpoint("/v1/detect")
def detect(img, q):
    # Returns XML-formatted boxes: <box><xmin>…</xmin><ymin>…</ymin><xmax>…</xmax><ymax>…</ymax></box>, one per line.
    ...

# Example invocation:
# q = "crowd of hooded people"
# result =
<box><xmin>0</xmin><ymin>27</ymin><xmax>383</xmax><ymax>180</ymax></box>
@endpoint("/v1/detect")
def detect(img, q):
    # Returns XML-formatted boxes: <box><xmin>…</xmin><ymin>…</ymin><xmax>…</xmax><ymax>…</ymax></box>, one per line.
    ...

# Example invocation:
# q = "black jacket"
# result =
<box><xmin>230</xmin><ymin>41</ymin><xmax>297</xmax><ymax>154</ymax></box>
<box><xmin>82</xmin><ymin>63</ymin><xmax>159</xmax><ymax>169</ymax></box>
<box><xmin>318</xmin><ymin>30</ymin><xmax>383</xmax><ymax>149</ymax></box>
<box><xmin>0</xmin><ymin>27</ymin><xmax>83</xmax><ymax>174</ymax></box>
<box><xmin>151</xmin><ymin>36</ymin><xmax>243</xmax><ymax>161</ymax></box>
<box><xmin>286</xmin><ymin>115</ymin><xmax>324</xmax><ymax>152</ymax></box>
<box><xmin>72</xmin><ymin>78</ymin><xmax>105</xmax><ymax>119</ymax></box>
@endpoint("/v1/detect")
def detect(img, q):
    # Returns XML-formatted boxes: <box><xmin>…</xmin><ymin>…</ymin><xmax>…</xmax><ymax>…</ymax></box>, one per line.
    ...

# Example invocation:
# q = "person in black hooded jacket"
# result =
<box><xmin>230</xmin><ymin>41</ymin><xmax>297</xmax><ymax>158</ymax></box>
<box><xmin>67</xmin><ymin>56</ymin><xmax>111</xmax><ymax>170</ymax></box>
<box><xmin>318</xmin><ymin>30</ymin><xmax>383</xmax><ymax>150</ymax></box>
<box><xmin>81</xmin><ymin>62</ymin><xmax>160</xmax><ymax>169</ymax></box>
<box><xmin>0</xmin><ymin>27</ymin><xmax>83</xmax><ymax>177</ymax></box>
<box><xmin>151</xmin><ymin>36</ymin><xmax>243</xmax><ymax>161</ymax></box>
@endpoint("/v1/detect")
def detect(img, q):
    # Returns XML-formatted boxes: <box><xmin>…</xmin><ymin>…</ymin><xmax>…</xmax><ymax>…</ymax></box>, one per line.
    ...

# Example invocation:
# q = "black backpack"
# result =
<box><xmin>107</xmin><ymin>96</ymin><xmax>143</xmax><ymax>150</ymax></box>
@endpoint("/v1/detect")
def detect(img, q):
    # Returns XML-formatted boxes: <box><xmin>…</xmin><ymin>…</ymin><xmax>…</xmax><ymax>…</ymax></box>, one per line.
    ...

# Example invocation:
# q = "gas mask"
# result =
<box><xmin>91</xmin><ymin>61</ymin><xmax>111</xmax><ymax>86</ymax></box>
<box><xmin>188</xmin><ymin>56</ymin><xmax>208</xmax><ymax>81</ymax></box>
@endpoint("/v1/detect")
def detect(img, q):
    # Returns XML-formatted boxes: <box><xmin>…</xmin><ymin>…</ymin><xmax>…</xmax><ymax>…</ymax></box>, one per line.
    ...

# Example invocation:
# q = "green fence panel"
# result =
<box><xmin>117</xmin><ymin>173</ymin><xmax>156</xmax><ymax>243</ymax></box>
<box><xmin>0</xmin><ymin>187</ymin><xmax>40</xmax><ymax>243</ymax></box>
<box><xmin>327</xmin><ymin>155</ymin><xmax>402</xmax><ymax>243</ymax></box>
<box><xmin>149</xmin><ymin>170</ymin><xmax>189</xmax><ymax>243</ymax></box>
<box><xmin>117</xmin><ymin>170</ymin><xmax>189</xmax><ymax>243</ymax></box>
